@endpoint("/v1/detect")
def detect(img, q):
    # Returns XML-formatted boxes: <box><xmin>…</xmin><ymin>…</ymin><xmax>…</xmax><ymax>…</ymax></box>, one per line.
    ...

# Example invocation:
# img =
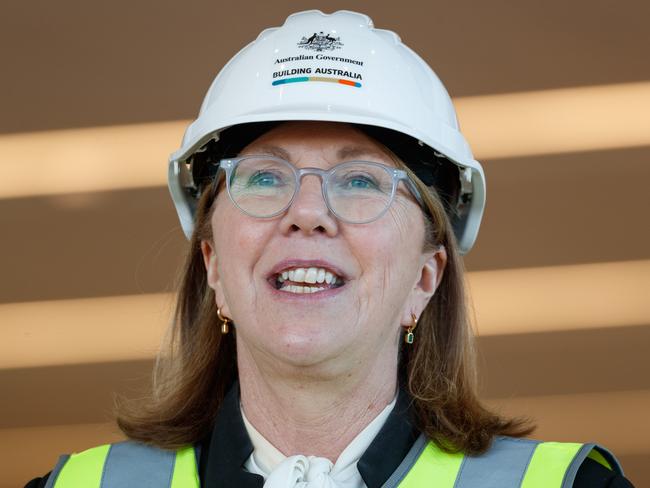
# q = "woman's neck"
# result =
<box><xmin>237</xmin><ymin>342</ymin><xmax>398</xmax><ymax>462</ymax></box>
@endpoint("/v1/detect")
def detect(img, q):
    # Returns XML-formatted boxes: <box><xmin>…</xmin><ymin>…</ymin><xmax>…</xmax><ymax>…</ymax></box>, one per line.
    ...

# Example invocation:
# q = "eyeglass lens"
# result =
<box><xmin>227</xmin><ymin>157</ymin><xmax>396</xmax><ymax>223</ymax></box>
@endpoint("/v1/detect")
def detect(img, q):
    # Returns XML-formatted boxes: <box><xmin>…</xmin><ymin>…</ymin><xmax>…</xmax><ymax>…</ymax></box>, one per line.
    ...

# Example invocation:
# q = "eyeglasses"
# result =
<box><xmin>214</xmin><ymin>155</ymin><xmax>425</xmax><ymax>224</ymax></box>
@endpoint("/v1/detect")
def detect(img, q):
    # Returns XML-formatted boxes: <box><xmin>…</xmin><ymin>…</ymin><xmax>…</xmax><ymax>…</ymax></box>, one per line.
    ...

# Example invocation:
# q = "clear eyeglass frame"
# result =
<box><xmin>212</xmin><ymin>155</ymin><xmax>427</xmax><ymax>224</ymax></box>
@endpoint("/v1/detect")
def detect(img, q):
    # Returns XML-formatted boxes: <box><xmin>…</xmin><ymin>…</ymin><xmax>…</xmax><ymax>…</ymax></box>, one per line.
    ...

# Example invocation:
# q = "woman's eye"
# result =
<box><xmin>342</xmin><ymin>174</ymin><xmax>379</xmax><ymax>190</ymax></box>
<box><xmin>248</xmin><ymin>171</ymin><xmax>282</xmax><ymax>187</ymax></box>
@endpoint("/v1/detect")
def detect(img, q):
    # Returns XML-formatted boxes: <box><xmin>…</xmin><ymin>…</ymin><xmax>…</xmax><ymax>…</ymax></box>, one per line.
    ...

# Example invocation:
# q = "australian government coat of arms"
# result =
<box><xmin>297</xmin><ymin>32</ymin><xmax>344</xmax><ymax>52</ymax></box>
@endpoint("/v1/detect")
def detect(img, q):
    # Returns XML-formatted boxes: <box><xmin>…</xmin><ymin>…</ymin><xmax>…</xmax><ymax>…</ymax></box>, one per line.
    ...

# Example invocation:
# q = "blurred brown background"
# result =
<box><xmin>1</xmin><ymin>0</ymin><xmax>649</xmax><ymax>486</ymax></box>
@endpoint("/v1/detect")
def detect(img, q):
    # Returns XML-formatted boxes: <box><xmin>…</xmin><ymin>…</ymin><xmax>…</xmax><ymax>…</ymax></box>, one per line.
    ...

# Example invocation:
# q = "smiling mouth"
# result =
<box><xmin>271</xmin><ymin>266</ymin><xmax>345</xmax><ymax>294</ymax></box>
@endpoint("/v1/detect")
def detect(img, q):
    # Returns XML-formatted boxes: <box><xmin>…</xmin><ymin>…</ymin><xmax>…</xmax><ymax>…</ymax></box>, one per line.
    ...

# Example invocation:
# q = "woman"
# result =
<box><xmin>27</xmin><ymin>10</ymin><xmax>633</xmax><ymax>488</ymax></box>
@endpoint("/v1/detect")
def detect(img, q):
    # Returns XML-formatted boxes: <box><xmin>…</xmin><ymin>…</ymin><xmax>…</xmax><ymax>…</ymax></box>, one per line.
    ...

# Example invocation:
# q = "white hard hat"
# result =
<box><xmin>168</xmin><ymin>9</ymin><xmax>485</xmax><ymax>254</ymax></box>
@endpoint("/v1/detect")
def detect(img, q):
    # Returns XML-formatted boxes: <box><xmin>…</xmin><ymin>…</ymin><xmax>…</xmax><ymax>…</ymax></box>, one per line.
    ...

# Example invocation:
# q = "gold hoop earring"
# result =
<box><xmin>217</xmin><ymin>307</ymin><xmax>231</xmax><ymax>335</ymax></box>
<box><xmin>404</xmin><ymin>313</ymin><xmax>418</xmax><ymax>344</ymax></box>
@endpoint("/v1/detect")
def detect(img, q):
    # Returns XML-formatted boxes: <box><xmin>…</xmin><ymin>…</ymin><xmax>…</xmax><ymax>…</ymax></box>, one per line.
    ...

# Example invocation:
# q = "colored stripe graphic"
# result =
<box><xmin>272</xmin><ymin>77</ymin><xmax>361</xmax><ymax>88</ymax></box>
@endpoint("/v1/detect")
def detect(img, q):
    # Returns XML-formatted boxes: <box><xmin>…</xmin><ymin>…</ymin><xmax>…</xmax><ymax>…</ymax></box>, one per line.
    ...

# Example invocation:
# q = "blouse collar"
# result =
<box><xmin>200</xmin><ymin>382</ymin><xmax>419</xmax><ymax>488</ymax></box>
<box><xmin>240</xmin><ymin>394</ymin><xmax>397</xmax><ymax>481</ymax></box>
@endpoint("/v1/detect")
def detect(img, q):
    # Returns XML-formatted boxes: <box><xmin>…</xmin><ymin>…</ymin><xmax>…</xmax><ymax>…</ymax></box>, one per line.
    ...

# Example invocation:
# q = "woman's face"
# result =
<box><xmin>202</xmin><ymin>122</ymin><xmax>445</xmax><ymax>375</ymax></box>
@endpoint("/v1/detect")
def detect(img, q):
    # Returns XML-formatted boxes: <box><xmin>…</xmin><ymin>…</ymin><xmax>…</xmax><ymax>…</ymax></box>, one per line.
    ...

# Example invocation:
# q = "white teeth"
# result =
<box><xmin>277</xmin><ymin>266</ymin><xmax>341</xmax><ymax>286</ymax></box>
<box><xmin>281</xmin><ymin>284</ymin><xmax>326</xmax><ymax>294</ymax></box>
<box><xmin>293</xmin><ymin>268</ymin><xmax>306</xmax><ymax>282</ymax></box>
<box><xmin>304</xmin><ymin>267</ymin><xmax>318</xmax><ymax>284</ymax></box>
<box><xmin>325</xmin><ymin>271</ymin><xmax>334</xmax><ymax>284</ymax></box>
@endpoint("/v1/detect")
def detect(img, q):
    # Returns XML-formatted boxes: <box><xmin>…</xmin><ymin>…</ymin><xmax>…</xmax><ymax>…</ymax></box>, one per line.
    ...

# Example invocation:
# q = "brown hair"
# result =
<box><xmin>117</xmin><ymin>126</ymin><xmax>532</xmax><ymax>454</ymax></box>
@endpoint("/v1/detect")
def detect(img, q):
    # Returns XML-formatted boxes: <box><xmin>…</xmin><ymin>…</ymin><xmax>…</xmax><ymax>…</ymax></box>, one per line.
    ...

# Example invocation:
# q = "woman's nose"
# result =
<box><xmin>278</xmin><ymin>174</ymin><xmax>338</xmax><ymax>236</ymax></box>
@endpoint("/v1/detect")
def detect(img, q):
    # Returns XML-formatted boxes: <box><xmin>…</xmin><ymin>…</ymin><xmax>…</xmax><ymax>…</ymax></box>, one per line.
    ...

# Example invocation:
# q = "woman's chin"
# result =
<box><xmin>251</xmin><ymin>328</ymin><xmax>349</xmax><ymax>370</ymax></box>
<box><xmin>237</xmin><ymin>304</ymin><xmax>361</xmax><ymax>368</ymax></box>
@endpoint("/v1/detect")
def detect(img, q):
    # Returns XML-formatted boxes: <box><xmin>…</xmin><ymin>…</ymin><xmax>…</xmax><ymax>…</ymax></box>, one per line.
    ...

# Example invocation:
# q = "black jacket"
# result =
<box><xmin>26</xmin><ymin>384</ymin><xmax>634</xmax><ymax>487</ymax></box>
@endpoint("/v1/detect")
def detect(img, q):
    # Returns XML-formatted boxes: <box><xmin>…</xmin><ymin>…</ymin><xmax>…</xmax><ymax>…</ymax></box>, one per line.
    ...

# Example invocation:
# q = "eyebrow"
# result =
<box><xmin>244</xmin><ymin>145</ymin><xmax>291</xmax><ymax>160</ymax></box>
<box><xmin>243</xmin><ymin>144</ymin><xmax>389</xmax><ymax>162</ymax></box>
<box><xmin>336</xmin><ymin>145</ymin><xmax>389</xmax><ymax>161</ymax></box>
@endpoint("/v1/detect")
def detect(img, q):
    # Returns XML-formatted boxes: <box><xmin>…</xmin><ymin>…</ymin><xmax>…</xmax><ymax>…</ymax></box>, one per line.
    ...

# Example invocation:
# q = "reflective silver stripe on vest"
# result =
<box><xmin>454</xmin><ymin>437</ymin><xmax>540</xmax><ymax>488</ymax></box>
<box><xmin>101</xmin><ymin>441</ymin><xmax>177</xmax><ymax>487</ymax></box>
<box><xmin>380</xmin><ymin>434</ymin><xmax>428</xmax><ymax>487</ymax></box>
<box><xmin>563</xmin><ymin>443</ymin><xmax>595</xmax><ymax>488</ymax></box>
<box><xmin>562</xmin><ymin>443</ymin><xmax>623</xmax><ymax>487</ymax></box>
<box><xmin>44</xmin><ymin>454</ymin><xmax>70</xmax><ymax>488</ymax></box>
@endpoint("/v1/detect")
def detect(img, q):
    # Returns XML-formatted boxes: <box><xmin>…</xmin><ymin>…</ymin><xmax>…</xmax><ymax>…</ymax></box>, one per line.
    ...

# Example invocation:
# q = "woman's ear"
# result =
<box><xmin>200</xmin><ymin>240</ymin><xmax>219</xmax><ymax>289</ymax></box>
<box><xmin>200</xmin><ymin>239</ymin><xmax>231</xmax><ymax>315</ymax></box>
<box><xmin>428</xmin><ymin>245</ymin><xmax>447</xmax><ymax>291</ymax></box>
<box><xmin>401</xmin><ymin>245</ymin><xmax>447</xmax><ymax>325</ymax></box>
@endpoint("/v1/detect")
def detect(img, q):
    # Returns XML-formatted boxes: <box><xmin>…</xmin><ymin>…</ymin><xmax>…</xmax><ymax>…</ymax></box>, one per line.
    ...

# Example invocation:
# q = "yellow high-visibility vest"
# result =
<box><xmin>47</xmin><ymin>435</ymin><xmax>621</xmax><ymax>488</ymax></box>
